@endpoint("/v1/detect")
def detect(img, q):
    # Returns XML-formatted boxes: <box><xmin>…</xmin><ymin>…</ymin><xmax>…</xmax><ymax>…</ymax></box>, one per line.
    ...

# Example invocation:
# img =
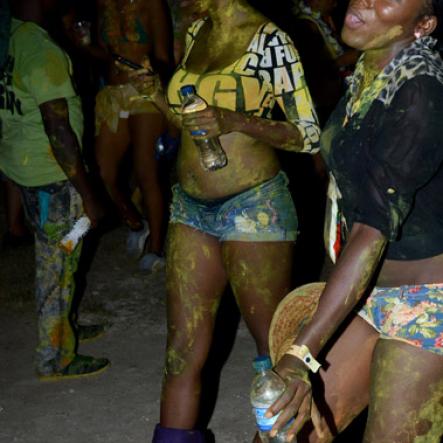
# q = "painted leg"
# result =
<box><xmin>363</xmin><ymin>339</ymin><xmax>443</xmax><ymax>443</ymax></box>
<box><xmin>130</xmin><ymin>112</ymin><xmax>167</xmax><ymax>255</ymax></box>
<box><xmin>160</xmin><ymin>223</ymin><xmax>228</xmax><ymax>428</ymax></box>
<box><xmin>298</xmin><ymin>315</ymin><xmax>379</xmax><ymax>443</ymax></box>
<box><xmin>95</xmin><ymin>119</ymin><xmax>142</xmax><ymax>229</ymax></box>
<box><xmin>223</xmin><ymin>241</ymin><xmax>294</xmax><ymax>354</ymax></box>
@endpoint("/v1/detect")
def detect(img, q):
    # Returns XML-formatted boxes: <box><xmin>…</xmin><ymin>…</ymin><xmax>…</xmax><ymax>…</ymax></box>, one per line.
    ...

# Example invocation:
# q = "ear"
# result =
<box><xmin>415</xmin><ymin>15</ymin><xmax>437</xmax><ymax>37</ymax></box>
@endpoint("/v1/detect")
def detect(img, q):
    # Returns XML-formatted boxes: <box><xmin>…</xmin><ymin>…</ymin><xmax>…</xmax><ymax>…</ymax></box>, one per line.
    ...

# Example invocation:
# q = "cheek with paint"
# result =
<box><xmin>364</xmin><ymin>25</ymin><xmax>404</xmax><ymax>49</ymax></box>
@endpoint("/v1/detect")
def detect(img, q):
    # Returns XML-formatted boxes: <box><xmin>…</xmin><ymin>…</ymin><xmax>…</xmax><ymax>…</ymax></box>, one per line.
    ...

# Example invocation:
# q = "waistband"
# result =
<box><xmin>177</xmin><ymin>171</ymin><xmax>288</xmax><ymax>206</ymax></box>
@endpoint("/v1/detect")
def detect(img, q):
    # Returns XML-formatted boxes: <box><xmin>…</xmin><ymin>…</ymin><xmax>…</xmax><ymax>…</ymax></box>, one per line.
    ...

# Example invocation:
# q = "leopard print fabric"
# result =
<box><xmin>345</xmin><ymin>36</ymin><xmax>443</xmax><ymax>122</ymax></box>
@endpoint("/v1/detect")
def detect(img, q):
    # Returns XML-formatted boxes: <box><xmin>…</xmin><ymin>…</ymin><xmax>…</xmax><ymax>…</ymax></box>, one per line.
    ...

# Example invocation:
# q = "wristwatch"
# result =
<box><xmin>285</xmin><ymin>344</ymin><xmax>321</xmax><ymax>373</ymax></box>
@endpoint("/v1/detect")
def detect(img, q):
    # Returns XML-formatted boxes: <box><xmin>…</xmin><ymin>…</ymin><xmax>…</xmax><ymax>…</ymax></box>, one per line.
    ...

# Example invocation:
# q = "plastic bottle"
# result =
<box><xmin>59</xmin><ymin>215</ymin><xmax>91</xmax><ymax>254</ymax></box>
<box><xmin>251</xmin><ymin>356</ymin><xmax>294</xmax><ymax>443</ymax></box>
<box><xmin>180</xmin><ymin>85</ymin><xmax>228</xmax><ymax>171</ymax></box>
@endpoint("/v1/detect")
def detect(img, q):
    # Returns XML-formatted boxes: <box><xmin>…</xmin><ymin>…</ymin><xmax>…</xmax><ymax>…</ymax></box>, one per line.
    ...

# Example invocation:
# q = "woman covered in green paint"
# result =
<box><xmin>137</xmin><ymin>0</ymin><xmax>321</xmax><ymax>440</ymax></box>
<box><xmin>265</xmin><ymin>0</ymin><xmax>443</xmax><ymax>440</ymax></box>
<box><xmin>67</xmin><ymin>0</ymin><xmax>173</xmax><ymax>270</ymax></box>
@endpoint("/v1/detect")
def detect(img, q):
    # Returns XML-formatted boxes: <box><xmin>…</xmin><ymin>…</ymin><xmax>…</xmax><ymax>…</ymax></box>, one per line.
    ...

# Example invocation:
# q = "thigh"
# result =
<box><xmin>364</xmin><ymin>339</ymin><xmax>443</xmax><ymax>443</ymax></box>
<box><xmin>222</xmin><ymin>241</ymin><xmax>294</xmax><ymax>354</ymax></box>
<box><xmin>300</xmin><ymin>315</ymin><xmax>379</xmax><ymax>443</ymax></box>
<box><xmin>129</xmin><ymin>112</ymin><xmax>166</xmax><ymax>174</ymax></box>
<box><xmin>95</xmin><ymin>118</ymin><xmax>130</xmax><ymax>173</ymax></box>
<box><xmin>165</xmin><ymin>223</ymin><xmax>228</xmax><ymax>373</ymax></box>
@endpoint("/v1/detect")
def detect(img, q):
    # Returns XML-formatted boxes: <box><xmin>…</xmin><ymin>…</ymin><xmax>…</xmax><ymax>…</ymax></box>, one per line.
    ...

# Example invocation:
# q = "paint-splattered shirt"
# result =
<box><xmin>0</xmin><ymin>19</ymin><xmax>83</xmax><ymax>187</ymax></box>
<box><xmin>167</xmin><ymin>19</ymin><xmax>320</xmax><ymax>153</ymax></box>
<box><xmin>321</xmin><ymin>39</ymin><xmax>443</xmax><ymax>260</ymax></box>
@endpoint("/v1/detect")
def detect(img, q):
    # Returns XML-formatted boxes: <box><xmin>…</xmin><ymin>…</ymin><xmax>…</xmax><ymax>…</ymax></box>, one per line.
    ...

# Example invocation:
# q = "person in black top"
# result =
<box><xmin>262</xmin><ymin>0</ymin><xmax>443</xmax><ymax>440</ymax></box>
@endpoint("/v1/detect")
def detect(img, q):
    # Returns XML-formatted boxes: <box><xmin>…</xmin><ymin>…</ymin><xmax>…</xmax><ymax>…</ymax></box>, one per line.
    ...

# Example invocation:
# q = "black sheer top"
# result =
<box><xmin>321</xmin><ymin>75</ymin><xmax>443</xmax><ymax>260</ymax></box>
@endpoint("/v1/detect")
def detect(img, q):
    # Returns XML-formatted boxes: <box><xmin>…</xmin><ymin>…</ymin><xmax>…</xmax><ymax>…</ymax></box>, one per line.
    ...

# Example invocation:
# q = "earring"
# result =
<box><xmin>415</xmin><ymin>31</ymin><xmax>422</xmax><ymax>39</ymax></box>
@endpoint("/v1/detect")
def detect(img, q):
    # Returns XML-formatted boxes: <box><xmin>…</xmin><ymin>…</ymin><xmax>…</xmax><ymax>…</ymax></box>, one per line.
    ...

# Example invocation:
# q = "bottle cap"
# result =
<box><xmin>180</xmin><ymin>85</ymin><xmax>196</xmax><ymax>97</ymax></box>
<box><xmin>253</xmin><ymin>355</ymin><xmax>272</xmax><ymax>372</ymax></box>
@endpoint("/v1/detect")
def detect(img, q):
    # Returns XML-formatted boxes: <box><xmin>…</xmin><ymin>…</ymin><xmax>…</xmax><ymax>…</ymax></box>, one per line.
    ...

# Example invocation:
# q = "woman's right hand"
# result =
<box><xmin>124</xmin><ymin>58</ymin><xmax>163</xmax><ymax>99</ymax></box>
<box><xmin>267</xmin><ymin>354</ymin><xmax>313</xmax><ymax>441</ymax></box>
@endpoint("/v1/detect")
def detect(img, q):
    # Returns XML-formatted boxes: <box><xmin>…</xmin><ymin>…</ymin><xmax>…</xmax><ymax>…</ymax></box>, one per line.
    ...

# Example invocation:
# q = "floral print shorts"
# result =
<box><xmin>358</xmin><ymin>283</ymin><xmax>443</xmax><ymax>355</ymax></box>
<box><xmin>169</xmin><ymin>171</ymin><xmax>298</xmax><ymax>242</ymax></box>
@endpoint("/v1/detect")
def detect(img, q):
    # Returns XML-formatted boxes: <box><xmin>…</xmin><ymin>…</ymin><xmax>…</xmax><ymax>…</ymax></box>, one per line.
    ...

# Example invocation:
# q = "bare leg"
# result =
<box><xmin>364</xmin><ymin>339</ymin><xmax>443</xmax><ymax>443</ymax></box>
<box><xmin>160</xmin><ymin>223</ymin><xmax>228</xmax><ymax>428</ymax></box>
<box><xmin>95</xmin><ymin>119</ymin><xmax>142</xmax><ymax>229</ymax></box>
<box><xmin>259</xmin><ymin>314</ymin><xmax>376</xmax><ymax>443</ymax></box>
<box><xmin>129</xmin><ymin>112</ymin><xmax>167</xmax><ymax>255</ymax></box>
<box><xmin>223</xmin><ymin>241</ymin><xmax>294</xmax><ymax>354</ymax></box>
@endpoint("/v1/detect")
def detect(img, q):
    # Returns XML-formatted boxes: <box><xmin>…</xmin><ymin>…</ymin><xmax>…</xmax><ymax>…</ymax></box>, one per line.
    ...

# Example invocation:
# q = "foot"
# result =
<box><xmin>138</xmin><ymin>252</ymin><xmax>165</xmax><ymax>272</ymax></box>
<box><xmin>38</xmin><ymin>354</ymin><xmax>110</xmax><ymax>381</ymax></box>
<box><xmin>126</xmin><ymin>220</ymin><xmax>150</xmax><ymax>259</ymax></box>
<box><xmin>77</xmin><ymin>323</ymin><xmax>108</xmax><ymax>342</ymax></box>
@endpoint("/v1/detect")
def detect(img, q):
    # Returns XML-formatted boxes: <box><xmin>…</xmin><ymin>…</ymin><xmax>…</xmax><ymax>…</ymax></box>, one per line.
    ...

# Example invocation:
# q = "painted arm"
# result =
<box><xmin>268</xmin><ymin>222</ymin><xmax>387</xmax><ymax>440</ymax></box>
<box><xmin>39</xmin><ymin>99</ymin><xmax>103</xmax><ymax>226</ymax></box>
<box><xmin>182</xmin><ymin>30</ymin><xmax>320</xmax><ymax>153</ymax></box>
<box><xmin>182</xmin><ymin>107</ymin><xmax>310</xmax><ymax>152</ymax></box>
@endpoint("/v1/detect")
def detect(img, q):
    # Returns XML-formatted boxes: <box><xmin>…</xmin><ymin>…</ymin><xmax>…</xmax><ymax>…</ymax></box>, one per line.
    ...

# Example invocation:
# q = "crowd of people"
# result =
<box><xmin>0</xmin><ymin>0</ymin><xmax>442</xmax><ymax>442</ymax></box>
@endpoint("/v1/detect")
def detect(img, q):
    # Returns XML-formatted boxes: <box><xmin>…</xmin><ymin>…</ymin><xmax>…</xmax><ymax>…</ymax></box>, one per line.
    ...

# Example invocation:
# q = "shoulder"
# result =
<box><xmin>388</xmin><ymin>75</ymin><xmax>443</xmax><ymax>112</ymax></box>
<box><xmin>259</xmin><ymin>22</ymin><xmax>294</xmax><ymax>47</ymax></box>
<box><xmin>380</xmin><ymin>47</ymin><xmax>443</xmax><ymax>106</ymax></box>
<box><xmin>13</xmin><ymin>21</ymin><xmax>65</xmax><ymax>60</ymax></box>
<box><xmin>12</xmin><ymin>20</ymin><xmax>46</xmax><ymax>48</ymax></box>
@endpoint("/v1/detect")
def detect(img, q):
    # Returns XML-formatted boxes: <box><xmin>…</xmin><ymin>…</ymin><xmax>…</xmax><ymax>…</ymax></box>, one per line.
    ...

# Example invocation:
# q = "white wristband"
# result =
<box><xmin>285</xmin><ymin>344</ymin><xmax>321</xmax><ymax>373</ymax></box>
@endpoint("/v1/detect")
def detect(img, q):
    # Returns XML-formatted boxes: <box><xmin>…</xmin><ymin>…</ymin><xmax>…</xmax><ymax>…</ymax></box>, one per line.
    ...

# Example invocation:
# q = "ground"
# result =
<box><xmin>0</xmin><ymin>210</ymin><xmax>364</xmax><ymax>443</ymax></box>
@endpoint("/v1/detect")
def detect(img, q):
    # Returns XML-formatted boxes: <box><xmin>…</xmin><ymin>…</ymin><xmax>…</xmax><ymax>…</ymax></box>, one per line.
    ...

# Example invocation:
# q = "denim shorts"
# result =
<box><xmin>169</xmin><ymin>171</ymin><xmax>298</xmax><ymax>242</ymax></box>
<box><xmin>358</xmin><ymin>283</ymin><xmax>443</xmax><ymax>355</ymax></box>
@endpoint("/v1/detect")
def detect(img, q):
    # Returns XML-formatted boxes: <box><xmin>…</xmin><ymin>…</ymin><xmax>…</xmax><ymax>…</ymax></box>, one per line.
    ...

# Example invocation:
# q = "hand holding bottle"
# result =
<box><xmin>268</xmin><ymin>354</ymin><xmax>313</xmax><ymax>441</ymax></box>
<box><xmin>180</xmin><ymin>85</ymin><xmax>228</xmax><ymax>171</ymax></box>
<box><xmin>181</xmin><ymin>104</ymin><xmax>234</xmax><ymax>140</ymax></box>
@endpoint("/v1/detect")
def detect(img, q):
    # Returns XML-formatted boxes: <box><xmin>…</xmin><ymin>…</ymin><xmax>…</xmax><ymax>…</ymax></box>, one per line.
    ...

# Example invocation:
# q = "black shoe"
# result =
<box><xmin>38</xmin><ymin>354</ymin><xmax>110</xmax><ymax>381</ymax></box>
<box><xmin>77</xmin><ymin>323</ymin><xmax>108</xmax><ymax>342</ymax></box>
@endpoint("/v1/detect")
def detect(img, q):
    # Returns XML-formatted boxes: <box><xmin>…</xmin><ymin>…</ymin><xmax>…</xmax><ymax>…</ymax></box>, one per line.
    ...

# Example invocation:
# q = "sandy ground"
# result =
<box><xmin>0</xmin><ymin>221</ymin><xmax>260</xmax><ymax>443</ymax></box>
<box><xmin>0</xmin><ymin>205</ymin><xmax>364</xmax><ymax>443</ymax></box>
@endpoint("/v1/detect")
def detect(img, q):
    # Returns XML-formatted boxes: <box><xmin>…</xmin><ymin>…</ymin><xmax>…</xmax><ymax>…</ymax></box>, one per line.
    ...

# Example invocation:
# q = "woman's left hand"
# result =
<box><xmin>182</xmin><ymin>106</ymin><xmax>238</xmax><ymax>139</ymax></box>
<box><xmin>267</xmin><ymin>354</ymin><xmax>313</xmax><ymax>441</ymax></box>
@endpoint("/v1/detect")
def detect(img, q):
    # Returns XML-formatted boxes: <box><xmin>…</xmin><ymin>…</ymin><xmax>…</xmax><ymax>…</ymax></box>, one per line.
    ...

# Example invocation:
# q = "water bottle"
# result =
<box><xmin>180</xmin><ymin>85</ymin><xmax>228</xmax><ymax>171</ymax></box>
<box><xmin>251</xmin><ymin>356</ymin><xmax>294</xmax><ymax>443</ymax></box>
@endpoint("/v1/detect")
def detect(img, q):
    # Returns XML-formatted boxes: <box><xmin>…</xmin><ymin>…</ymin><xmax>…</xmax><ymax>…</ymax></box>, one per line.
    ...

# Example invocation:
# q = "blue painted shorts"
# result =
<box><xmin>358</xmin><ymin>283</ymin><xmax>443</xmax><ymax>355</ymax></box>
<box><xmin>169</xmin><ymin>171</ymin><xmax>298</xmax><ymax>242</ymax></box>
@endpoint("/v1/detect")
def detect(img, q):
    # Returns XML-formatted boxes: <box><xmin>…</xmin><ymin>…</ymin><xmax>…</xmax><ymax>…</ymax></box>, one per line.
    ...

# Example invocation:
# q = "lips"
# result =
<box><xmin>345</xmin><ymin>9</ymin><xmax>365</xmax><ymax>29</ymax></box>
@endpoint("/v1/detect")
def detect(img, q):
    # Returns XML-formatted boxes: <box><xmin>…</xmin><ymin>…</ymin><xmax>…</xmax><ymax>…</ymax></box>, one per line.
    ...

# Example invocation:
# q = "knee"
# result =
<box><xmin>164</xmin><ymin>334</ymin><xmax>207</xmax><ymax>378</ymax></box>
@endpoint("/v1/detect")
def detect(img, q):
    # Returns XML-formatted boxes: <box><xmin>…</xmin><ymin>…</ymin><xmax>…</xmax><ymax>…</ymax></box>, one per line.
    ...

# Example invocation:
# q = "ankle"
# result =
<box><xmin>152</xmin><ymin>424</ymin><xmax>205</xmax><ymax>443</ymax></box>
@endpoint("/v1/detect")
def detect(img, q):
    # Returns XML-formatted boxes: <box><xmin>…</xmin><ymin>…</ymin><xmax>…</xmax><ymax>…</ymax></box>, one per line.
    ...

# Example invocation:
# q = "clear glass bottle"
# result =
<box><xmin>180</xmin><ymin>85</ymin><xmax>228</xmax><ymax>172</ymax></box>
<box><xmin>250</xmin><ymin>356</ymin><xmax>295</xmax><ymax>443</ymax></box>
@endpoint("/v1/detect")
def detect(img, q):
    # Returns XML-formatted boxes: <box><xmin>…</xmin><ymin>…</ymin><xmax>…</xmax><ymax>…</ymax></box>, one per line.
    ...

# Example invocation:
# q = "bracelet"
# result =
<box><xmin>285</xmin><ymin>344</ymin><xmax>321</xmax><ymax>373</ymax></box>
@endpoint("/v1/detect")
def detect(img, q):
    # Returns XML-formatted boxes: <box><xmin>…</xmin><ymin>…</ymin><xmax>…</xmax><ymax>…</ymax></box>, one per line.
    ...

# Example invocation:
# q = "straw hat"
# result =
<box><xmin>269</xmin><ymin>282</ymin><xmax>325</xmax><ymax>365</ymax></box>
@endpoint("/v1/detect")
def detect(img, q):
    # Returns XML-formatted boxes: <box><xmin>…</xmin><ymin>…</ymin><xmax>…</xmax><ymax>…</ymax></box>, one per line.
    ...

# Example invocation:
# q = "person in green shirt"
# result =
<box><xmin>0</xmin><ymin>0</ymin><xmax>109</xmax><ymax>379</ymax></box>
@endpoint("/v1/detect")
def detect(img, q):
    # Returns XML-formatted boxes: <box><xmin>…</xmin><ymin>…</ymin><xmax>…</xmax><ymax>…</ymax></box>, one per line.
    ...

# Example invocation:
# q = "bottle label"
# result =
<box><xmin>191</xmin><ymin>129</ymin><xmax>207</xmax><ymax>136</ymax></box>
<box><xmin>253</xmin><ymin>407</ymin><xmax>280</xmax><ymax>432</ymax></box>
